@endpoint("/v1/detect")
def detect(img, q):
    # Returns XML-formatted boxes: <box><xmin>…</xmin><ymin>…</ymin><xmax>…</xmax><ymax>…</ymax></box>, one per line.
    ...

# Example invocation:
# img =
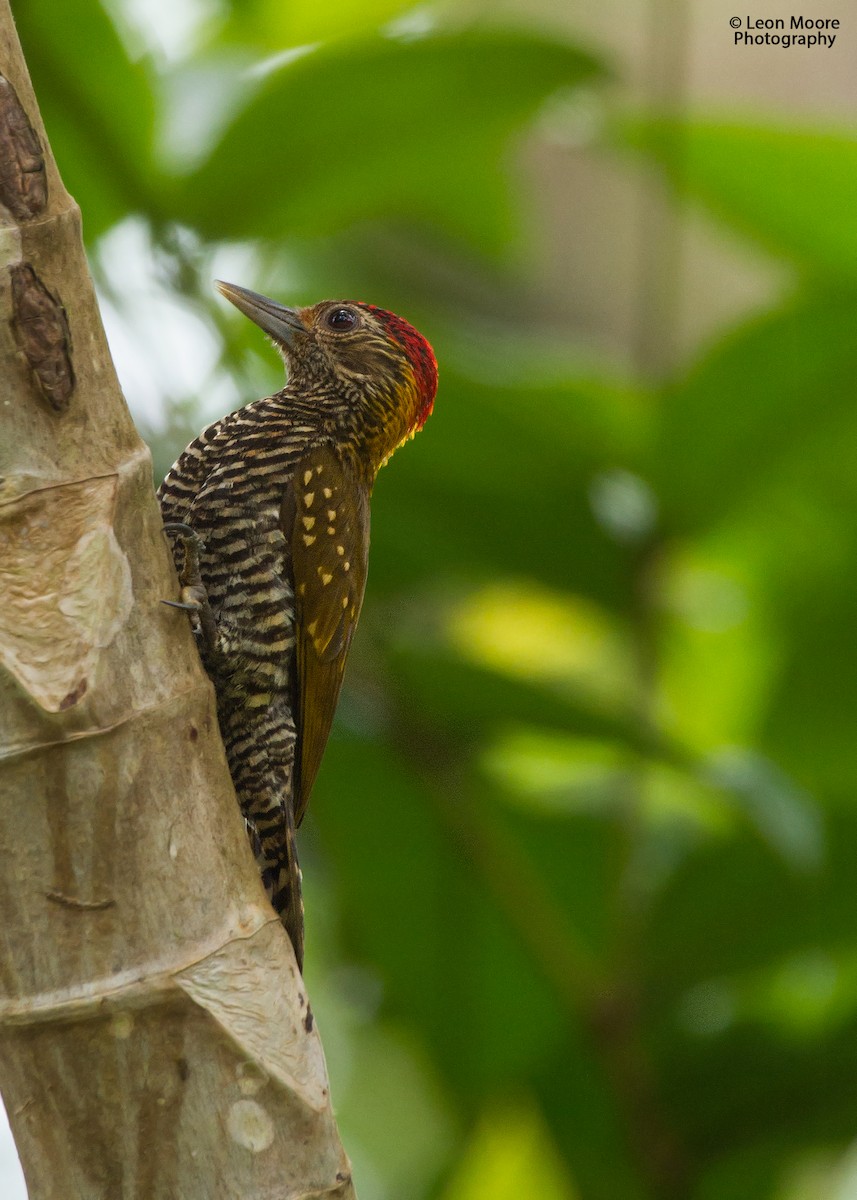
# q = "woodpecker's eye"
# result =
<box><xmin>326</xmin><ymin>308</ymin><xmax>357</xmax><ymax>332</ymax></box>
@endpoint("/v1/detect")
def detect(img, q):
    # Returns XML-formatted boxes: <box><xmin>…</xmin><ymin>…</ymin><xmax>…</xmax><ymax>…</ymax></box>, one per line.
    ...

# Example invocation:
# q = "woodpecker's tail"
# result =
<box><xmin>254</xmin><ymin>799</ymin><xmax>304</xmax><ymax>972</ymax></box>
<box><xmin>220</xmin><ymin>702</ymin><xmax>305</xmax><ymax>971</ymax></box>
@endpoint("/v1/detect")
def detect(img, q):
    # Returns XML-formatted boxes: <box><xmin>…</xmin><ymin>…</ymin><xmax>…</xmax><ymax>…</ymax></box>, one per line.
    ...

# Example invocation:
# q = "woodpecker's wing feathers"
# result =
<box><xmin>289</xmin><ymin>444</ymin><xmax>369</xmax><ymax>824</ymax></box>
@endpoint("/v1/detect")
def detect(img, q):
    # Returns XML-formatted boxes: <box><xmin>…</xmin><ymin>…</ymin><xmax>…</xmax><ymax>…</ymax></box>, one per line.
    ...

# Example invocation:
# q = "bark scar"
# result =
<box><xmin>0</xmin><ymin>74</ymin><xmax>47</xmax><ymax>221</ymax></box>
<box><xmin>10</xmin><ymin>263</ymin><xmax>75</xmax><ymax>411</ymax></box>
<box><xmin>46</xmin><ymin>890</ymin><xmax>115</xmax><ymax>912</ymax></box>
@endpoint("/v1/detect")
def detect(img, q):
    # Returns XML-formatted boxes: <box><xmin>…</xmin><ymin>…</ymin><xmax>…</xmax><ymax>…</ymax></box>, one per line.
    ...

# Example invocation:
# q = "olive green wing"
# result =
<box><xmin>288</xmin><ymin>444</ymin><xmax>370</xmax><ymax>826</ymax></box>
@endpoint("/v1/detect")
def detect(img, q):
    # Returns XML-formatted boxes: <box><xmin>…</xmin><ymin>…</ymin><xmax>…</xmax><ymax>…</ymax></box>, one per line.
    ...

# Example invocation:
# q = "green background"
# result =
<box><xmin>12</xmin><ymin>0</ymin><xmax>857</xmax><ymax>1195</ymax></box>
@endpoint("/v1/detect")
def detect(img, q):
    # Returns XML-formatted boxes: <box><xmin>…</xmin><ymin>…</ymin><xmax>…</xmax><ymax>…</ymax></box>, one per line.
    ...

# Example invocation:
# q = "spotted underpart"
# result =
<box><xmin>158</xmin><ymin>292</ymin><xmax>436</xmax><ymax>971</ymax></box>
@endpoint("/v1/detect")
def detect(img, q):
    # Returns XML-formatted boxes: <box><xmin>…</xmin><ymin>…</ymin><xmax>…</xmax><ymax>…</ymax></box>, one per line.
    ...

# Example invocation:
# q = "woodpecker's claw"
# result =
<box><xmin>163</xmin><ymin>522</ymin><xmax>199</xmax><ymax>540</ymax></box>
<box><xmin>161</xmin><ymin>522</ymin><xmax>217</xmax><ymax>654</ymax></box>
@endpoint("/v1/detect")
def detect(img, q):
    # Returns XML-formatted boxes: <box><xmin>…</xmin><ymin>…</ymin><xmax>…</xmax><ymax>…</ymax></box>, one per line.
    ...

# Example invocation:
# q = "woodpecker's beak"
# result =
<box><xmin>215</xmin><ymin>280</ymin><xmax>306</xmax><ymax>350</ymax></box>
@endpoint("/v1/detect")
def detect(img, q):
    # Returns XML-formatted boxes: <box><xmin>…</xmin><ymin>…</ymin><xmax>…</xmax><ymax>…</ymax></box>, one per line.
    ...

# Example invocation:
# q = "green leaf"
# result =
<box><xmin>652</xmin><ymin>290</ymin><xmax>857</xmax><ymax>532</ymax></box>
<box><xmin>386</xmin><ymin>643</ymin><xmax>647</xmax><ymax>753</ymax></box>
<box><xmin>173</xmin><ymin>31</ymin><xmax>605</xmax><ymax>253</ymax></box>
<box><xmin>441</xmin><ymin>1101</ymin><xmax>578</xmax><ymax>1200</ymax></box>
<box><xmin>217</xmin><ymin>0</ymin><xmax>422</xmax><ymax>50</ymax></box>
<box><xmin>759</xmin><ymin>571</ymin><xmax>857</xmax><ymax>795</ymax></box>
<box><xmin>622</xmin><ymin>117</ymin><xmax>857</xmax><ymax>279</ymax></box>
<box><xmin>655</xmin><ymin>539</ymin><xmax>781</xmax><ymax>753</ymax></box>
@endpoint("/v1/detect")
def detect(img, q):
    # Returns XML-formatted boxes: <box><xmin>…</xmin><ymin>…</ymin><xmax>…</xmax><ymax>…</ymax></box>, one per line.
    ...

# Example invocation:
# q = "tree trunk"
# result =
<box><xmin>0</xmin><ymin>4</ymin><xmax>355</xmax><ymax>1196</ymax></box>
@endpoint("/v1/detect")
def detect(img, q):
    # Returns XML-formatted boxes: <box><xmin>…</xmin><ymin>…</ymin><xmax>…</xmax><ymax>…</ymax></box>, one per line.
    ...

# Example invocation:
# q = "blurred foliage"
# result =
<box><xmin>14</xmin><ymin>0</ymin><xmax>857</xmax><ymax>1195</ymax></box>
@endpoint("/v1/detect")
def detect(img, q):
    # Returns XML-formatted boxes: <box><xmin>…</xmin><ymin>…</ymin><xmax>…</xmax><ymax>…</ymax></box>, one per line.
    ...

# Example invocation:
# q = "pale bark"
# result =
<box><xmin>0</xmin><ymin>4</ymin><xmax>355</xmax><ymax>1196</ymax></box>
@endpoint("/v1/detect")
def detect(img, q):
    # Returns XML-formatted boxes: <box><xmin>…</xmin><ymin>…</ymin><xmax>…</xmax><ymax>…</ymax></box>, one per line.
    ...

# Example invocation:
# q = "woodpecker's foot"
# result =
<box><xmin>162</xmin><ymin>523</ymin><xmax>217</xmax><ymax>654</ymax></box>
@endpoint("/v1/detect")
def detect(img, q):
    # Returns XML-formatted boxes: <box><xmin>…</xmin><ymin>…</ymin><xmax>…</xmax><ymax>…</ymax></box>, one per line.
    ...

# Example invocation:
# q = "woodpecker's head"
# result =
<box><xmin>216</xmin><ymin>281</ymin><xmax>436</xmax><ymax>464</ymax></box>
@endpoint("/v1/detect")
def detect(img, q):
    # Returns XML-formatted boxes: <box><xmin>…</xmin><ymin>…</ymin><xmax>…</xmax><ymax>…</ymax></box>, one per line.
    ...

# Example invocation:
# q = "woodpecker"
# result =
<box><xmin>158</xmin><ymin>283</ymin><xmax>437</xmax><ymax>971</ymax></box>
